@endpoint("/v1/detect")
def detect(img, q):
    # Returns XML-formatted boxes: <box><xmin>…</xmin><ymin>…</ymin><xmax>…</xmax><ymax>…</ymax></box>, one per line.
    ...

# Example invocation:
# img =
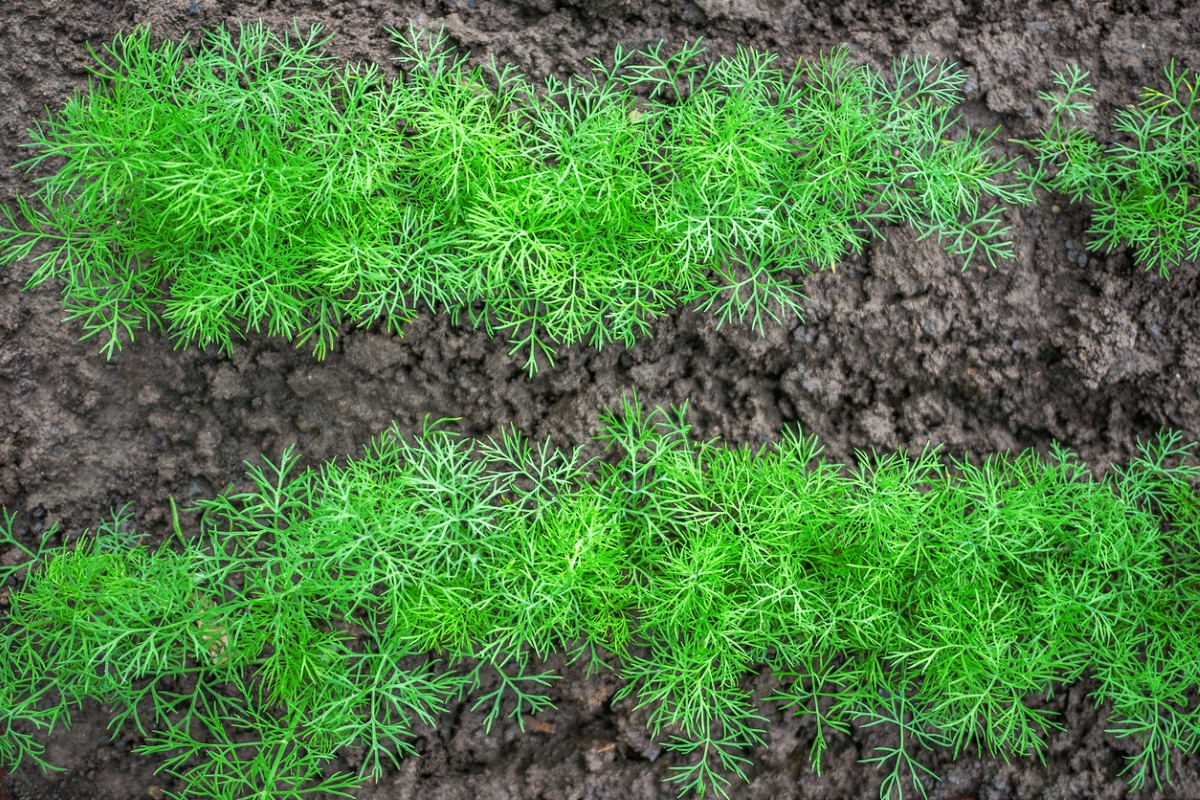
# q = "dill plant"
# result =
<box><xmin>3</xmin><ymin>400</ymin><xmax>1200</xmax><ymax>799</ymax></box>
<box><xmin>0</xmin><ymin>22</ymin><xmax>1026</xmax><ymax>371</ymax></box>
<box><xmin>1023</xmin><ymin>63</ymin><xmax>1200</xmax><ymax>276</ymax></box>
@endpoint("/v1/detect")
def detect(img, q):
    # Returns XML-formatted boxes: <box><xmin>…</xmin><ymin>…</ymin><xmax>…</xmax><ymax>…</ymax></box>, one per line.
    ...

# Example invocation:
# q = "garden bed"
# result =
<box><xmin>2</xmin><ymin>0</ymin><xmax>1200</xmax><ymax>798</ymax></box>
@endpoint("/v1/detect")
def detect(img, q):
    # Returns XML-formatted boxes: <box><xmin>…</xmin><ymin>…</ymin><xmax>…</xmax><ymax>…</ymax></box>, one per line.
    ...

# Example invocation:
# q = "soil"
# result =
<box><xmin>3</xmin><ymin>0</ymin><xmax>1200</xmax><ymax>797</ymax></box>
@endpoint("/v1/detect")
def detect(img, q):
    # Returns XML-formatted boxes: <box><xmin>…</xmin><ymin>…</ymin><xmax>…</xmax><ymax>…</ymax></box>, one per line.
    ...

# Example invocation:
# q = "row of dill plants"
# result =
<box><xmin>2</xmin><ymin>397</ymin><xmax>1199</xmax><ymax>799</ymax></box>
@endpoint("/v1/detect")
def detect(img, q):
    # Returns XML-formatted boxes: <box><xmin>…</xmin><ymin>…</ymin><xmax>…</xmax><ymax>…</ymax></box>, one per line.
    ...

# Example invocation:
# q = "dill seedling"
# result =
<box><xmin>1</xmin><ymin>23</ymin><xmax>1026</xmax><ymax>371</ymax></box>
<box><xmin>1022</xmin><ymin>63</ymin><xmax>1200</xmax><ymax>276</ymax></box>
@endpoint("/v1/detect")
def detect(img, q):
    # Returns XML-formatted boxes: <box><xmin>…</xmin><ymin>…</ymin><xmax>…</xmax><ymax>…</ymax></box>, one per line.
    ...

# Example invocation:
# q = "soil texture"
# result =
<box><xmin>3</xmin><ymin>0</ymin><xmax>1200</xmax><ymax>797</ymax></box>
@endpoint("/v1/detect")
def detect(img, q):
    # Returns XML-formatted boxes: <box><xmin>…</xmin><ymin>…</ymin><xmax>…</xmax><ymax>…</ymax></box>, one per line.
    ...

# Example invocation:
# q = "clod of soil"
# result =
<box><xmin>3</xmin><ymin>0</ymin><xmax>1200</xmax><ymax>798</ymax></box>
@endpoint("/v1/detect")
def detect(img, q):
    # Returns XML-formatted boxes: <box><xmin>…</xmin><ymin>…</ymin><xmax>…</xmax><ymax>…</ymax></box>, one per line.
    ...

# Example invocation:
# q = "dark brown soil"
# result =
<box><xmin>3</xmin><ymin>0</ymin><xmax>1200</xmax><ymax>798</ymax></box>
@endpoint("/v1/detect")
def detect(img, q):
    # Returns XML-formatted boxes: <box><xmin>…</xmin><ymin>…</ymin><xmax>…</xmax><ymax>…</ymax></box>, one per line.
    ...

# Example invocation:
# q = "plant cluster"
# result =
<box><xmin>0</xmin><ymin>22</ymin><xmax>1026</xmax><ymax>370</ymax></box>
<box><xmin>2</xmin><ymin>398</ymin><xmax>1200</xmax><ymax>800</ymax></box>
<box><xmin>1023</xmin><ymin>63</ymin><xmax>1200</xmax><ymax>276</ymax></box>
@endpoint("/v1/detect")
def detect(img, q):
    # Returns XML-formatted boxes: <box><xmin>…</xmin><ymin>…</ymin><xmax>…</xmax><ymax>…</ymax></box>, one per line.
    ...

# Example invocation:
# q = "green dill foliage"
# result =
<box><xmin>0</xmin><ymin>23</ymin><xmax>410</xmax><ymax>359</ymax></box>
<box><xmin>3</xmin><ymin>403</ymin><xmax>1200</xmax><ymax>799</ymax></box>
<box><xmin>1022</xmin><ymin>63</ymin><xmax>1200</xmax><ymax>276</ymax></box>
<box><xmin>0</xmin><ymin>23</ymin><xmax>1025</xmax><ymax>371</ymax></box>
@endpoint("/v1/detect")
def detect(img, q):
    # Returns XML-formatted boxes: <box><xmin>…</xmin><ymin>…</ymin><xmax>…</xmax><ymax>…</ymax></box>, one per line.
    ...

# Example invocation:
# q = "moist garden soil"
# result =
<box><xmin>3</xmin><ymin>0</ymin><xmax>1200</xmax><ymax>798</ymax></box>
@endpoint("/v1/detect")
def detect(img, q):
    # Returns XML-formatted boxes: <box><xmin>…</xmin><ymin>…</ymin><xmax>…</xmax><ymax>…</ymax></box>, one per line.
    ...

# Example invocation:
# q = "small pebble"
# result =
<box><xmin>1050</xmin><ymin>204</ymin><xmax>1061</xmax><ymax>214</ymax></box>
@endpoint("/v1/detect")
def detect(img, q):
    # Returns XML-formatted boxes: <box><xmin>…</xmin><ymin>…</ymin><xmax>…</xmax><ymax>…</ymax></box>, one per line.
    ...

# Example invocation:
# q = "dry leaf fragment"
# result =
<box><xmin>526</xmin><ymin>717</ymin><xmax>555</xmax><ymax>735</ymax></box>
